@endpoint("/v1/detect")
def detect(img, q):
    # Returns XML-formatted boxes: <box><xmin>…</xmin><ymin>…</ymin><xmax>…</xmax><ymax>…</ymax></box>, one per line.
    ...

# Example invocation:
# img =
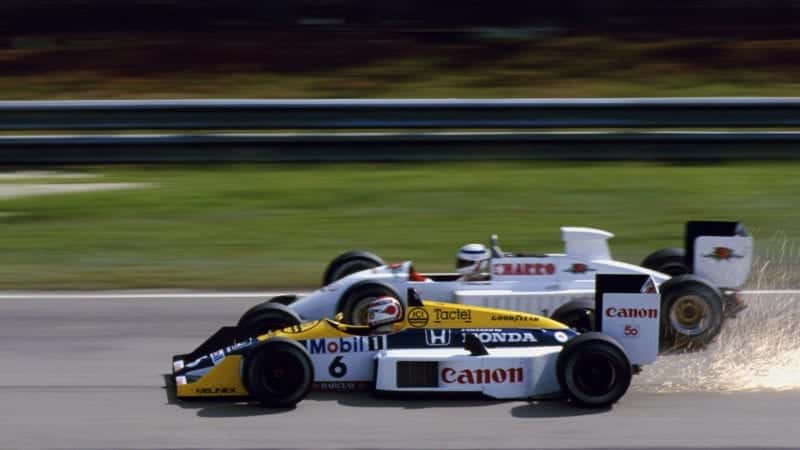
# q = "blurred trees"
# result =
<box><xmin>1</xmin><ymin>0</ymin><xmax>799</xmax><ymax>38</ymax></box>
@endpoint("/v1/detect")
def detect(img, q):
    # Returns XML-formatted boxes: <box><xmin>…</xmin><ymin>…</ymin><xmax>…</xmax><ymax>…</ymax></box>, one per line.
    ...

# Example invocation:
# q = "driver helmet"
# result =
<box><xmin>367</xmin><ymin>296</ymin><xmax>404</xmax><ymax>329</ymax></box>
<box><xmin>456</xmin><ymin>243</ymin><xmax>490</xmax><ymax>275</ymax></box>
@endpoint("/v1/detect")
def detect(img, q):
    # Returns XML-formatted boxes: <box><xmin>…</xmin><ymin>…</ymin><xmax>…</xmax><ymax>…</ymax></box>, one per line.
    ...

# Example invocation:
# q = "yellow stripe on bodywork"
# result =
<box><xmin>265</xmin><ymin>300</ymin><xmax>569</xmax><ymax>342</ymax></box>
<box><xmin>403</xmin><ymin>301</ymin><xmax>569</xmax><ymax>330</ymax></box>
<box><xmin>176</xmin><ymin>355</ymin><xmax>249</xmax><ymax>398</ymax></box>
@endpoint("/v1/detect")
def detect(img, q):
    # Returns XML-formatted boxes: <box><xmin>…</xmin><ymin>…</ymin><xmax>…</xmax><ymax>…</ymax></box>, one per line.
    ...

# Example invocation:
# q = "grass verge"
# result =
<box><xmin>0</xmin><ymin>162</ymin><xmax>796</xmax><ymax>289</ymax></box>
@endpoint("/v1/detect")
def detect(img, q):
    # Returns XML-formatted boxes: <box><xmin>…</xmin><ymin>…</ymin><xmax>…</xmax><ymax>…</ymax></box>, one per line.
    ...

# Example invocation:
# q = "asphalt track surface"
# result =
<box><xmin>1</xmin><ymin>292</ymin><xmax>799</xmax><ymax>449</ymax></box>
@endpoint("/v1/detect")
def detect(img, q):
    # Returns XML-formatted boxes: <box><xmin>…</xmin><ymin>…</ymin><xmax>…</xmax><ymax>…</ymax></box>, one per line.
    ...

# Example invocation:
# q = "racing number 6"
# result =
<box><xmin>328</xmin><ymin>356</ymin><xmax>347</xmax><ymax>378</ymax></box>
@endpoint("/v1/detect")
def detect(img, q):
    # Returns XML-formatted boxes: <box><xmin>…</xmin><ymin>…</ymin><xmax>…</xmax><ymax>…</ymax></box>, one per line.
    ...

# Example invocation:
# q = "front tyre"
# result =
<box><xmin>238</xmin><ymin>302</ymin><xmax>302</xmax><ymax>337</ymax></box>
<box><xmin>659</xmin><ymin>275</ymin><xmax>724</xmax><ymax>352</ymax></box>
<box><xmin>551</xmin><ymin>298</ymin><xmax>596</xmax><ymax>333</ymax></box>
<box><xmin>243</xmin><ymin>338</ymin><xmax>314</xmax><ymax>408</ymax></box>
<box><xmin>556</xmin><ymin>332</ymin><xmax>632</xmax><ymax>408</ymax></box>
<box><xmin>268</xmin><ymin>295</ymin><xmax>298</xmax><ymax>306</ymax></box>
<box><xmin>322</xmin><ymin>250</ymin><xmax>385</xmax><ymax>286</ymax></box>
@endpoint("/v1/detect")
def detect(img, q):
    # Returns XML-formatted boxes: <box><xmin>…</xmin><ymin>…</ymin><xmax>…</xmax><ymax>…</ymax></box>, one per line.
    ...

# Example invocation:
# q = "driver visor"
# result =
<box><xmin>456</xmin><ymin>258</ymin><xmax>477</xmax><ymax>269</ymax></box>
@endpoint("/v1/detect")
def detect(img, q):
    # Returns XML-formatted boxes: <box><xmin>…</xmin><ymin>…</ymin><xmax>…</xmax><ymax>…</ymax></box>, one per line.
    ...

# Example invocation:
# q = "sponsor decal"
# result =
<box><xmin>462</xmin><ymin>329</ymin><xmax>537</xmax><ymax>344</ymax></box>
<box><xmin>433</xmin><ymin>308</ymin><xmax>472</xmax><ymax>323</ymax></box>
<box><xmin>605</xmin><ymin>307</ymin><xmax>658</xmax><ymax>319</ymax></box>
<box><xmin>407</xmin><ymin>307</ymin><xmax>429</xmax><ymax>327</ymax></box>
<box><xmin>493</xmin><ymin>262</ymin><xmax>556</xmax><ymax>276</ymax></box>
<box><xmin>386</xmin><ymin>263</ymin><xmax>405</xmax><ymax>273</ymax></box>
<box><xmin>441</xmin><ymin>367</ymin><xmax>524</xmax><ymax>384</ymax></box>
<box><xmin>425</xmin><ymin>329</ymin><xmax>452</xmax><ymax>346</ymax></box>
<box><xmin>624</xmin><ymin>324</ymin><xmax>640</xmax><ymax>337</ymax></box>
<box><xmin>225</xmin><ymin>338</ymin><xmax>255</xmax><ymax>354</ymax></box>
<box><xmin>314</xmin><ymin>381</ymin><xmax>371</xmax><ymax>391</ymax></box>
<box><xmin>703</xmin><ymin>246</ymin><xmax>744</xmax><ymax>261</ymax></box>
<box><xmin>185</xmin><ymin>356</ymin><xmax>208</xmax><ymax>369</ymax></box>
<box><xmin>564</xmin><ymin>263</ymin><xmax>595</xmax><ymax>274</ymax></box>
<box><xmin>305</xmin><ymin>336</ymin><xmax>385</xmax><ymax>354</ymax></box>
<box><xmin>210</xmin><ymin>349</ymin><xmax>225</xmax><ymax>365</ymax></box>
<box><xmin>194</xmin><ymin>386</ymin><xmax>239</xmax><ymax>394</ymax></box>
<box><xmin>554</xmin><ymin>331</ymin><xmax>569</xmax><ymax>343</ymax></box>
<box><xmin>490</xmin><ymin>313</ymin><xmax>538</xmax><ymax>322</ymax></box>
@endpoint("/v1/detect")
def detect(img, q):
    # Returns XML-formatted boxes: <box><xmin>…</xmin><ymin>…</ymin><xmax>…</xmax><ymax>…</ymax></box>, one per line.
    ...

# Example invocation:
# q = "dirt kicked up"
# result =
<box><xmin>635</xmin><ymin>237</ymin><xmax>800</xmax><ymax>393</ymax></box>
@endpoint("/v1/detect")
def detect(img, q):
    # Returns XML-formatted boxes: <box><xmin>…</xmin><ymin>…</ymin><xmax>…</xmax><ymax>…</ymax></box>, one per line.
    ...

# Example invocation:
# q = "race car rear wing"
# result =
<box><xmin>686</xmin><ymin>221</ymin><xmax>752</xmax><ymax>289</ymax></box>
<box><xmin>595</xmin><ymin>274</ymin><xmax>660</xmax><ymax>365</ymax></box>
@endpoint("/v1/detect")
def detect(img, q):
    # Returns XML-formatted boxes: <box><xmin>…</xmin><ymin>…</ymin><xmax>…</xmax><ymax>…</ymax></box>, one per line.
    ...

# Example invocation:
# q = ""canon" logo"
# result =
<box><xmin>441</xmin><ymin>367</ymin><xmax>524</xmax><ymax>384</ymax></box>
<box><xmin>605</xmin><ymin>307</ymin><xmax>658</xmax><ymax>318</ymax></box>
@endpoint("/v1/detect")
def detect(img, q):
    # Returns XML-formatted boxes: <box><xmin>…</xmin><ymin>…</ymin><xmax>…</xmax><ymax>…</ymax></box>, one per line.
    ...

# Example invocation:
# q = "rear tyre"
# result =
<box><xmin>243</xmin><ymin>338</ymin><xmax>314</xmax><ymax>408</ymax></box>
<box><xmin>238</xmin><ymin>302</ymin><xmax>302</xmax><ymax>337</ymax></box>
<box><xmin>322</xmin><ymin>250</ymin><xmax>385</xmax><ymax>286</ymax></box>
<box><xmin>551</xmin><ymin>299</ymin><xmax>596</xmax><ymax>333</ymax></box>
<box><xmin>339</xmin><ymin>283</ymin><xmax>399</xmax><ymax>325</ymax></box>
<box><xmin>641</xmin><ymin>248</ymin><xmax>689</xmax><ymax>276</ymax></box>
<box><xmin>268</xmin><ymin>295</ymin><xmax>298</xmax><ymax>306</ymax></box>
<box><xmin>659</xmin><ymin>275</ymin><xmax>724</xmax><ymax>352</ymax></box>
<box><xmin>556</xmin><ymin>332</ymin><xmax>632</xmax><ymax>408</ymax></box>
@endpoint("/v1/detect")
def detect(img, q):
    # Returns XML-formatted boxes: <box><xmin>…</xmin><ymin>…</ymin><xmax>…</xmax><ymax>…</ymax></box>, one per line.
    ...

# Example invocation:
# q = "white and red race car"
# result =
<box><xmin>245</xmin><ymin>221</ymin><xmax>751</xmax><ymax>352</ymax></box>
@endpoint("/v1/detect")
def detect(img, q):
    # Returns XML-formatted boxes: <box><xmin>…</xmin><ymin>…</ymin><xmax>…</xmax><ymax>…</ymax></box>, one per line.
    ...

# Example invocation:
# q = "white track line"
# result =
<box><xmin>0</xmin><ymin>289</ymin><xmax>794</xmax><ymax>300</ymax></box>
<box><xmin>740</xmin><ymin>289</ymin><xmax>800</xmax><ymax>295</ymax></box>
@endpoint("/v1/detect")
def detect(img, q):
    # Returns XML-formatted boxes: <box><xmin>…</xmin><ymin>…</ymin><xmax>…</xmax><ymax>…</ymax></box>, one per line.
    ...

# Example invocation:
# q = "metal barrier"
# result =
<box><xmin>3</xmin><ymin>98</ymin><xmax>800</xmax><ymax>130</ymax></box>
<box><xmin>1</xmin><ymin>98</ymin><xmax>799</xmax><ymax>162</ymax></box>
<box><xmin>1</xmin><ymin>131</ymin><xmax>797</xmax><ymax>163</ymax></box>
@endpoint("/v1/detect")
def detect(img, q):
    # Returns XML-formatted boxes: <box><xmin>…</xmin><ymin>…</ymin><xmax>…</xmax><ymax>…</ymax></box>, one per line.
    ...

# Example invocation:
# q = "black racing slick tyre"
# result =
<box><xmin>659</xmin><ymin>275</ymin><xmax>724</xmax><ymax>352</ymax></box>
<box><xmin>641</xmin><ymin>248</ymin><xmax>689</xmax><ymax>276</ymax></box>
<box><xmin>556</xmin><ymin>332</ymin><xmax>632</xmax><ymax>408</ymax></box>
<box><xmin>268</xmin><ymin>295</ymin><xmax>298</xmax><ymax>306</ymax></box>
<box><xmin>238</xmin><ymin>302</ymin><xmax>302</xmax><ymax>337</ymax></box>
<box><xmin>338</xmin><ymin>283</ymin><xmax>399</xmax><ymax>325</ymax></box>
<box><xmin>322</xmin><ymin>250</ymin><xmax>385</xmax><ymax>286</ymax></box>
<box><xmin>551</xmin><ymin>298</ymin><xmax>596</xmax><ymax>333</ymax></box>
<box><xmin>243</xmin><ymin>338</ymin><xmax>314</xmax><ymax>408</ymax></box>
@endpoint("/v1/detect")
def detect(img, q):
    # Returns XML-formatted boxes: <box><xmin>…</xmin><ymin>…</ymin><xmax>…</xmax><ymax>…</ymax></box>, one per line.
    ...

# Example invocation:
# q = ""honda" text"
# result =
<box><xmin>463</xmin><ymin>330</ymin><xmax>538</xmax><ymax>344</ymax></box>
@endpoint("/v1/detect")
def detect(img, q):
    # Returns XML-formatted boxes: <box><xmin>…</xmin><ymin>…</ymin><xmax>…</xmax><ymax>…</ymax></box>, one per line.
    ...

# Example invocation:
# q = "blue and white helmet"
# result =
<box><xmin>456</xmin><ymin>243</ymin><xmax>490</xmax><ymax>275</ymax></box>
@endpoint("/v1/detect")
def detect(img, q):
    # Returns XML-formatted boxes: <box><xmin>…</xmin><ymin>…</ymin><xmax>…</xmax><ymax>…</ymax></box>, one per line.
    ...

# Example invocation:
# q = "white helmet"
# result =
<box><xmin>456</xmin><ymin>243</ymin><xmax>490</xmax><ymax>275</ymax></box>
<box><xmin>367</xmin><ymin>296</ymin><xmax>403</xmax><ymax>328</ymax></box>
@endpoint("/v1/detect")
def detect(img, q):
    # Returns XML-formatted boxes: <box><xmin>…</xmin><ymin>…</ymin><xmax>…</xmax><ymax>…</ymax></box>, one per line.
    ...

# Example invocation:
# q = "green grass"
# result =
<box><xmin>0</xmin><ymin>162</ymin><xmax>797</xmax><ymax>289</ymax></box>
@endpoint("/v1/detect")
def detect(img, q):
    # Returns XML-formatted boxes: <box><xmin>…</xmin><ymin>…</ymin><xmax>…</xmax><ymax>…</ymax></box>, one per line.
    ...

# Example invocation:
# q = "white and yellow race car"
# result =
<box><xmin>172</xmin><ymin>274</ymin><xmax>660</xmax><ymax>408</ymax></box>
